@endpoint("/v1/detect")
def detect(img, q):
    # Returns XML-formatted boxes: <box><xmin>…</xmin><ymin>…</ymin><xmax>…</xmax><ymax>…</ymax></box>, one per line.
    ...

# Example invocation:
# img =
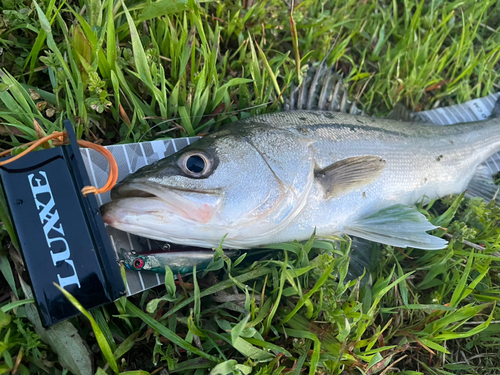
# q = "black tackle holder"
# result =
<box><xmin>0</xmin><ymin>120</ymin><xmax>125</xmax><ymax>327</ymax></box>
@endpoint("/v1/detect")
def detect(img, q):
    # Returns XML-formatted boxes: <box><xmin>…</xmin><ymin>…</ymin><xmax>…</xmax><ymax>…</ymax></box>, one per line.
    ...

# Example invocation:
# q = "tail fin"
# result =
<box><xmin>467</xmin><ymin>163</ymin><xmax>500</xmax><ymax>204</ymax></box>
<box><xmin>466</xmin><ymin>95</ymin><xmax>500</xmax><ymax>205</ymax></box>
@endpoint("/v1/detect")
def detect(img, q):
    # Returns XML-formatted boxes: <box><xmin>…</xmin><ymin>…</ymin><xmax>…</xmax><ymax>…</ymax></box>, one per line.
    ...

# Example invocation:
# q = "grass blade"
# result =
<box><xmin>125</xmin><ymin>300</ymin><xmax>220</xmax><ymax>363</ymax></box>
<box><xmin>121</xmin><ymin>1</ymin><xmax>154</xmax><ymax>91</ymax></box>
<box><xmin>178</xmin><ymin>106</ymin><xmax>194</xmax><ymax>136</ymax></box>
<box><xmin>449</xmin><ymin>249</ymin><xmax>474</xmax><ymax>308</ymax></box>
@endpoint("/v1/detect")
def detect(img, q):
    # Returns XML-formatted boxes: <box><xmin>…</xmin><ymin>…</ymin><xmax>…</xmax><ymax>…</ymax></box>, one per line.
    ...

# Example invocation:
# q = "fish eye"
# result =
<box><xmin>133</xmin><ymin>258</ymin><xmax>144</xmax><ymax>269</ymax></box>
<box><xmin>186</xmin><ymin>155</ymin><xmax>205</xmax><ymax>173</ymax></box>
<box><xmin>179</xmin><ymin>151</ymin><xmax>214</xmax><ymax>178</ymax></box>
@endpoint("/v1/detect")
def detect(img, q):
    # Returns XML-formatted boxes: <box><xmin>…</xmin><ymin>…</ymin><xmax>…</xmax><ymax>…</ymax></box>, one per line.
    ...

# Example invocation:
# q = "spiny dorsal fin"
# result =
<box><xmin>316</xmin><ymin>156</ymin><xmax>386</xmax><ymax>199</ymax></box>
<box><xmin>344</xmin><ymin>204</ymin><xmax>448</xmax><ymax>250</ymax></box>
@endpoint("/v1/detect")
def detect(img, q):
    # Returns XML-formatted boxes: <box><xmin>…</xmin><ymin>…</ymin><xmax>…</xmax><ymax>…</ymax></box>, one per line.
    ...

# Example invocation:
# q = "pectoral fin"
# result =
<box><xmin>316</xmin><ymin>156</ymin><xmax>386</xmax><ymax>199</ymax></box>
<box><xmin>344</xmin><ymin>204</ymin><xmax>448</xmax><ymax>250</ymax></box>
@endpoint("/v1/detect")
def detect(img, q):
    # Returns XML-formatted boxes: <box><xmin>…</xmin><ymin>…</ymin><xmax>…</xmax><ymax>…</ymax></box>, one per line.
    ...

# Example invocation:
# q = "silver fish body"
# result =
<box><xmin>101</xmin><ymin>110</ymin><xmax>500</xmax><ymax>250</ymax></box>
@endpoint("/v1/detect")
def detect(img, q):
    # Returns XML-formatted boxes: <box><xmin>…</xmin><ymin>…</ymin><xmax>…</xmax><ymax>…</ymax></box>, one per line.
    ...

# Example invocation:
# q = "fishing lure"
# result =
<box><xmin>119</xmin><ymin>247</ymin><xmax>239</xmax><ymax>274</ymax></box>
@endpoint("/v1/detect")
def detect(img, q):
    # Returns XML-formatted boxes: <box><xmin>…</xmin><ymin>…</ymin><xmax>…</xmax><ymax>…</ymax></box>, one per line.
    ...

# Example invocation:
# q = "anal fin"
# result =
<box><xmin>345</xmin><ymin>204</ymin><xmax>448</xmax><ymax>250</ymax></box>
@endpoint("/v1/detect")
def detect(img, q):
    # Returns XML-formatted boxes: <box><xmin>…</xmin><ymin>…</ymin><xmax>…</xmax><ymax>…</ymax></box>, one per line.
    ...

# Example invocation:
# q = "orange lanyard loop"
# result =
<box><xmin>0</xmin><ymin>132</ymin><xmax>118</xmax><ymax>197</ymax></box>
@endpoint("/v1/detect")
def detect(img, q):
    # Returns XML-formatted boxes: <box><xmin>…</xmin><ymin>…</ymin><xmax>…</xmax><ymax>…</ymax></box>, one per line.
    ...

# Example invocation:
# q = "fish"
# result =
<box><xmin>118</xmin><ymin>248</ymin><xmax>238</xmax><ymax>274</ymax></box>
<box><xmin>100</xmin><ymin>97</ymin><xmax>500</xmax><ymax>252</ymax></box>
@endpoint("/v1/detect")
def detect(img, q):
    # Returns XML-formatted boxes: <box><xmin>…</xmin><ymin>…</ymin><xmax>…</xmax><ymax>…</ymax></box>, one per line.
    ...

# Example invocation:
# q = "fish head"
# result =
<box><xmin>101</xmin><ymin>125</ymin><xmax>315</xmax><ymax>248</ymax></box>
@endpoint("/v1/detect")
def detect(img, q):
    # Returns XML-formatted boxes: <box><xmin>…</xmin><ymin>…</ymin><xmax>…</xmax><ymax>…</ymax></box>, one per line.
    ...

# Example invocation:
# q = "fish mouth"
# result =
<box><xmin>111</xmin><ymin>185</ymin><xmax>157</xmax><ymax>199</ymax></box>
<box><xmin>100</xmin><ymin>182</ymin><xmax>222</xmax><ymax>230</ymax></box>
<box><xmin>110</xmin><ymin>183</ymin><xmax>215</xmax><ymax>200</ymax></box>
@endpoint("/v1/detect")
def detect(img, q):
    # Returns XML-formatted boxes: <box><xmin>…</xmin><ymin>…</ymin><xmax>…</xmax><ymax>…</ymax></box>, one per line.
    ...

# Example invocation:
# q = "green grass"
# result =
<box><xmin>0</xmin><ymin>0</ymin><xmax>500</xmax><ymax>374</ymax></box>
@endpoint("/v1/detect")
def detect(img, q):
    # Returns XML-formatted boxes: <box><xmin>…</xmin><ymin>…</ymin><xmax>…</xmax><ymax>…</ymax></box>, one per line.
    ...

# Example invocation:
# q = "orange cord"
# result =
<box><xmin>77</xmin><ymin>139</ymin><xmax>118</xmax><ymax>196</ymax></box>
<box><xmin>0</xmin><ymin>131</ymin><xmax>118</xmax><ymax>197</ymax></box>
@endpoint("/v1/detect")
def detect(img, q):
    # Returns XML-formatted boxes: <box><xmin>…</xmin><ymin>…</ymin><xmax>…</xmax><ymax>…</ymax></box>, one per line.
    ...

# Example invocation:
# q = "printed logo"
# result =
<box><xmin>28</xmin><ymin>171</ymin><xmax>81</xmax><ymax>289</ymax></box>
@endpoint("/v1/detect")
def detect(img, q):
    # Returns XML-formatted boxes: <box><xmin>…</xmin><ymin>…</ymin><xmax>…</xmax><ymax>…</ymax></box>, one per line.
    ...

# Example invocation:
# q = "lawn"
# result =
<box><xmin>0</xmin><ymin>0</ymin><xmax>500</xmax><ymax>374</ymax></box>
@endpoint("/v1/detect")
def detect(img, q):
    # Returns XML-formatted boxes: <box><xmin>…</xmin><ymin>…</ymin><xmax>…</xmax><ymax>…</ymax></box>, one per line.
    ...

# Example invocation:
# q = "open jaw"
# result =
<box><xmin>100</xmin><ymin>182</ymin><xmax>222</xmax><ymax>233</ymax></box>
